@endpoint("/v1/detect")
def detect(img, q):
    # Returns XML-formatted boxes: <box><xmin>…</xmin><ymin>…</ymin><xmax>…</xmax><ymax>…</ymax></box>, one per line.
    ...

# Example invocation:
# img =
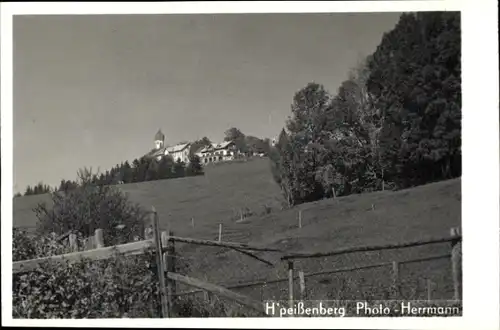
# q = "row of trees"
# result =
<box><xmin>20</xmin><ymin>154</ymin><xmax>203</xmax><ymax>197</ymax></box>
<box><xmin>270</xmin><ymin>12</ymin><xmax>461</xmax><ymax>206</ymax></box>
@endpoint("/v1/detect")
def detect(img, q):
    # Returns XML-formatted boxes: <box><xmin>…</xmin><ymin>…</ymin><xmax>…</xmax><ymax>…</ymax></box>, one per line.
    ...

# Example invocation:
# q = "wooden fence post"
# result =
<box><xmin>288</xmin><ymin>261</ymin><xmax>294</xmax><ymax>314</ymax></box>
<box><xmin>299</xmin><ymin>270</ymin><xmax>306</xmax><ymax>301</ymax></box>
<box><xmin>392</xmin><ymin>261</ymin><xmax>400</xmax><ymax>299</ymax></box>
<box><xmin>450</xmin><ymin>227</ymin><xmax>462</xmax><ymax>301</ymax></box>
<box><xmin>152</xmin><ymin>207</ymin><xmax>169</xmax><ymax>318</ymax></box>
<box><xmin>218</xmin><ymin>223</ymin><xmax>222</xmax><ymax>242</ymax></box>
<box><xmin>427</xmin><ymin>279</ymin><xmax>432</xmax><ymax>302</ymax></box>
<box><xmin>298</xmin><ymin>210</ymin><xmax>302</xmax><ymax>229</ymax></box>
<box><xmin>381</xmin><ymin>168</ymin><xmax>385</xmax><ymax>191</ymax></box>
<box><xmin>69</xmin><ymin>233</ymin><xmax>78</xmax><ymax>252</ymax></box>
<box><xmin>162</xmin><ymin>230</ymin><xmax>176</xmax><ymax>316</ymax></box>
<box><xmin>95</xmin><ymin>229</ymin><xmax>104</xmax><ymax>248</ymax></box>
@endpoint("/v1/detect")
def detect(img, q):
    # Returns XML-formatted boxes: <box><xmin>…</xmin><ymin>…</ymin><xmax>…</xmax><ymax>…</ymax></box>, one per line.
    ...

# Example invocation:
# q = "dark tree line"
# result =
<box><xmin>270</xmin><ymin>12</ymin><xmax>461</xmax><ymax>206</ymax></box>
<box><xmin>21</xmin><ymin>182</ymin><xmax>53</xmax><ymax>197</ymax></box>
<box><xmin>19</xmin><ymin>154</ymin><xmax>204</xmax><ymax>197</ymax></box>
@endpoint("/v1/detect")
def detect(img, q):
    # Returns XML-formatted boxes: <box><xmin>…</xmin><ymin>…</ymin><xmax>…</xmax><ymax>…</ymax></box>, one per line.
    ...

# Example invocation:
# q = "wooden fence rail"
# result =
<box><xmin>13</xmin><ymin>240</ymin><xmax>156</xmax><ymax>274</ymax></box>
<box><xmin>169</xmin><ymin>235</ymin><xmax>284</xmax><ymax>253</ymax></box>
<box><xmin>13</xmin><ymin>234</ymin><xmax>281</xmax><ymax>274</ymax></box>
<box><xmin>281</xmin><ymin>233</ymin><xmax>461</xmax><ymax>260</ymax></box>
<box><xmin>173</xmin><ymin>252</ymin><xmax>452</xmax><ymax>297</ymax></box>
<box><xmin>167</xmin><ymin>272</ymin><xmax>265</xmax><ymax>315</ymax></box>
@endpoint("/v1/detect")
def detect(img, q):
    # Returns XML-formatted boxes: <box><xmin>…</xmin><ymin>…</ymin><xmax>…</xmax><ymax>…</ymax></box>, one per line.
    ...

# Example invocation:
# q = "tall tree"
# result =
<box><xmin>189</xmin><ymin>137</ymin><xmax>212</xmax><ymax>156</ymax></box>
<box><xmin>367</xmin><ymin>12</ymin><xmax>461</xmax><ymax>187</ymax></box>
<box><xmin>186</xmin><ymin>155</ymin><xmax>203</xmax><ymax>176</ymax></box>
<box><xmin>224</xmin><ymin>127</ymin><xmax>248</xmax><ymax>154</ymax></box>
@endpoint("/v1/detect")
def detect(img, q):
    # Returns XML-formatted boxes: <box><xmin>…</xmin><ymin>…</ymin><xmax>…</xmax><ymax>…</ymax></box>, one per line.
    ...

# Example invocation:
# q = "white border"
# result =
<box><xmin>2</xmin><ymin>1</ymin><xmax>499</xmax><ymax>329</ymax></box>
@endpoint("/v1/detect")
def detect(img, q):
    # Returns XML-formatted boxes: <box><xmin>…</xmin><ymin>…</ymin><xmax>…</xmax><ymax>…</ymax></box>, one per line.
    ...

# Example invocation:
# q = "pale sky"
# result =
<box><xmin>13</xmin><ymin>13</ymin><xmax>401</xmax><ymax>193</ymax></box>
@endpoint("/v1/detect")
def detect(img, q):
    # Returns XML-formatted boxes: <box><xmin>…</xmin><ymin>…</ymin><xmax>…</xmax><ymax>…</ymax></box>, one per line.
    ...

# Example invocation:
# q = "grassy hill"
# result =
<box><xmin>173</xmin><ymin>175</ymin><xmax>461</xmax><ymax>305</ymax></box>
<box><xmin>13</xmin><ymin>156</ymin><xmax>461</xmax><ymax>306</ymax></box>
<box><xmin>13</xmin><ymin>157</ymin><xmax>284</xmax><ymax>232</ymax></box>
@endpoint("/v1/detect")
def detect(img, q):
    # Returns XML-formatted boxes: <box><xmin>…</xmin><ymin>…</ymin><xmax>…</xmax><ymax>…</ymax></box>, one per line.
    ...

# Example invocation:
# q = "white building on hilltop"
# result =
<box><xmin>146</xmin><ymin>129</ymin><xmax>191</xmax><ymax>163</ymax></box>
<box><xmin>167</xmin><ymin>143</ymin><xmax>191</xmax><ymax>163</ymax></box>
<box><xmin>195</xmin><ymin>141</ymin><xmax>238</xmax><ymax>165</ymax></box>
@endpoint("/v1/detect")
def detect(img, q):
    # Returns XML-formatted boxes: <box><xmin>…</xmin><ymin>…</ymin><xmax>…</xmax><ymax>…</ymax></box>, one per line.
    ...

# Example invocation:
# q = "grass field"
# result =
<box><xmin>13</xmin><ymin>156</ymin><xmax>462</xmax><ymax>309</ymax></box>
<box><xmin>13</xmin><ymin>157</ymin><xmax>284</xmax><ymax>232</ymax></box>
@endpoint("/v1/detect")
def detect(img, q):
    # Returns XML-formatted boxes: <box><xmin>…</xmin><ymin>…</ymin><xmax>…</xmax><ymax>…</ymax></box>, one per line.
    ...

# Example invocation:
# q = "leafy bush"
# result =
<box><xmin>34</xmin><ymin>168</ymin><xmax>149</xmax><ymax>247</ymax></box>
<box><xmin>12</xmin><ymin>230</ymin><xmax>253</xmax><ymax>318</ymax></box>
<box><xmin>13</xmin><ymin>236</ymin><xmax>162</xmax><ymax>318</ymax></box>
<box><xmin>13</xmin><ymin>229</ymin><xmax>69</xmax><ymax>262</ymax></box>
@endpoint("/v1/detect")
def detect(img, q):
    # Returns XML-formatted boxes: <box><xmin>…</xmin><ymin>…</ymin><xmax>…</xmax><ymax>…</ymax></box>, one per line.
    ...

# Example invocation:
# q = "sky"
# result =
<box><xmin>13</xmin><ymin>12</ymin><xmax>401</xmax><ymax>193</ymax></box>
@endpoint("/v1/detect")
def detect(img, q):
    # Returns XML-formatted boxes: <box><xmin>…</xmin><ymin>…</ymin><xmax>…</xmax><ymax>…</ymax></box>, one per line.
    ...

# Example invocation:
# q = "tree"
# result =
<box><xmin>145</xmin><ymin>159</ymin><xmax>159</xmax><ymax>181</ymax></box>
<box><xmin>189</xmin><ymin>137</ymin><xmax>212</xmax><ymax>156</ymax></box>
<box><xmin>224</xmin><ymin>127</ymin><xmax>245</xmax><ymax>142</ymax></box>
<box><xmin>224</xmin><ymin>127</ymin><xmax>248</xmax><ymax>154</ymax></box>
<box><xmin>269</xmin><ymin>129</ymin><xmax>294</xmax><ymax>207</ymax></box>
<box><xmin>171</xmin><ymin>159</ymin><xmax>186</xmax><ymax>178</ymax></box>
<box><xmin>121</xmin><ymin>161</ymin><xmax>133</xmax><ymax>183</ymax></box>
<box><xmin>367</xmin><ymin>12</ymin><xmax>461</xmax><ymax>188</ymax></box>
<box><xmin>24</xmin><ymin>182</ymin><xmax>52</xmax><ymax>196</ymax></box>
<box><xmin>275</xmin><ymin>82</ymin><xmax>333</xmax><ymax>205</ymax></box>
<box><xmin>186</xmin><ymin>155</ymin><xmax>203</xmax><ymax>176</ymax></box>
<box><xmin>157</xmin><ymin>155</ymin><xmax>174</xmax><ymax>179</ymax></box>
<box><xmin>245</xmin><ymin>136</ymin><xmax>270</xmax><ymax>155</ymax></box>
<box><xmin>34</xmin><ymin>167</ymin><xmax>148</xmax><ymax>246</ymax></box>
<box><xmin>286</xmin><ymin>82</ymin><xmax>332</xmax><ymax>144</ymax></box>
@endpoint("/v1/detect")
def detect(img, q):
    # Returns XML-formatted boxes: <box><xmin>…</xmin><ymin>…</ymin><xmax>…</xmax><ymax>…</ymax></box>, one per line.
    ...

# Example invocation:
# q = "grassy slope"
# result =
<box><xmin>176</xmin><ymin>176</ymin><xmax>461</xmax><ymax>303</ymax></box>
<box><xmin>13</xmin><ymin>157</ymin><xmax>284</xmax><ymax>232</ymax></box>
<box><xmin>13</xmin><ymin>157</ymin><xmax>461</xmax><ymax>304</ymax></box>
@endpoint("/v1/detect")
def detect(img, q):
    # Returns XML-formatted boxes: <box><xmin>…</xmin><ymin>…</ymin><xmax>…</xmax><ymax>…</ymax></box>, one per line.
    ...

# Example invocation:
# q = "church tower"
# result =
<box><xmin>154</xmin><ymin>129</ymin><xmax>165</xmax><ymax>150</ymax></box>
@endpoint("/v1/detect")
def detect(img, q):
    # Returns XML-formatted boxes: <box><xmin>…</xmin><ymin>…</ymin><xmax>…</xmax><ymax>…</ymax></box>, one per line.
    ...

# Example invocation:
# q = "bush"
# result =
<box><xmin>12</xmin><ymin>230</ymin><xmax>252</xmax><ymax>318</ymax></box>
<box><xmin>13</xmin><ymin>235</ymin><xmax>162</xmax><ymax>318</ymax></box>
<box><xmin>33</xmin><ymin>168</ymin><xmax>149</xmax><ymax>246</ymax></box>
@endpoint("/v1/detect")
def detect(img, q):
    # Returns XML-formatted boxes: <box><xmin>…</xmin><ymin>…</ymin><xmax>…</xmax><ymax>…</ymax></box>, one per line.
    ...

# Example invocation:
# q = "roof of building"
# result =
<box><xmin>144</xmin><ymin>147</ymin><xmax>167</xmax><ymax>159</ymax></box>
<box><xmin>193</xmin><ymin>146</ymin><xmax>206</xmax><ymax>155</ymax></box>
<box><xmin>166</xmin><ymin>143</ymin><xmax>191</xmax><ymax>153</ymax></box>
<box><xmin>154</xmin><ymin>129</ymin><xmax>165</xmax><ymax>141</ymax></box>
<box><xmin>200</xmin><ymin>145</ymin><xmax>213</xmax><ymax>153</ymax></box>
<box><xmin>215</xmin><ymin>141</ymin><xmax>234</xmax><ymax>149</ymax></box>
<box><xmin>200</xmin><ymin>141</ymin><xmax>234</xmax><ymax>153</ymax></box>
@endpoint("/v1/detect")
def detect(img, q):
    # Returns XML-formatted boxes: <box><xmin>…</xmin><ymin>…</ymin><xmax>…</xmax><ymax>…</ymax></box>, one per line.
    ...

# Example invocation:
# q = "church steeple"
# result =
<box><xmin>154</xmin><ymin>129</ymin><xmax>165</xmax><ymax>150</ymax></box>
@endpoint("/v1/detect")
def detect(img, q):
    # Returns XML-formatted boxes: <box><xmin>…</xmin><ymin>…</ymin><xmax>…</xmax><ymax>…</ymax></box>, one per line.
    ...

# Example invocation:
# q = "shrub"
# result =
<box><xmin>13</xmin><ymin>242</ymin><xmax>161</xmax><ymax>318</ymax></box>
<box><xmin>12</xmin><ymin>228</ymin><xmax>200</xmax><ymax>318</ymax></box>
<box><xmin>33</xmin><ymin>168</ymin><xmax>149</xmax><ymax>246</ymax></box>
<box><xmin>12</xmin><ymin>230</ymin><xmax>251</xmax><ymax>318</ymax></box>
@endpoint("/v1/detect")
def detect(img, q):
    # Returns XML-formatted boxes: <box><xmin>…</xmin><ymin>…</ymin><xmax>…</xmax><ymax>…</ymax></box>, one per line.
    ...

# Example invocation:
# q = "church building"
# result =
<box><xmin>145</xmin><ymin>129</ymin><xmax>191</xmax><ymax>163</ymax></box>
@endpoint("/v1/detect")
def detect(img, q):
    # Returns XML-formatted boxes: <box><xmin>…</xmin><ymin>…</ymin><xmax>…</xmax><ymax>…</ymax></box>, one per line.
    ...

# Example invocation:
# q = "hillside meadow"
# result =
<box><xmin>13</xmin><ymin>157</ymin><xmax>284</xmax><ymax>232</ymax></box>
<box><xmin>13</xmin><ymin>156</ymin><xmax>461</xmax><ymax>307</ymax></box>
